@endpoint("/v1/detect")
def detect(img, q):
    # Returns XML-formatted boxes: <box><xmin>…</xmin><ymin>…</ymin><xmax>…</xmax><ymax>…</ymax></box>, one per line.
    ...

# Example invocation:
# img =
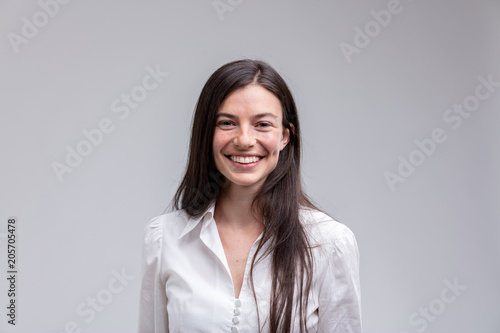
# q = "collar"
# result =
<box><xmin>178</xmin><ymin>201</ymin><xmax>216</xmax><ymax>239</ymax></box>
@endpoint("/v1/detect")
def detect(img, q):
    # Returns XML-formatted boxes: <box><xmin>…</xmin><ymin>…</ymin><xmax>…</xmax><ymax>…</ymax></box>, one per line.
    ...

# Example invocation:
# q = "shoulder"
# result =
<box><xmin>299</xmin><ymin>207</ymin><xmax>358</xmax><ymax>255</ymax></box>
<box><xmin>143</xmin><ymin>209</ymin><xmax>191</xmax><ymax>243</ymax></box>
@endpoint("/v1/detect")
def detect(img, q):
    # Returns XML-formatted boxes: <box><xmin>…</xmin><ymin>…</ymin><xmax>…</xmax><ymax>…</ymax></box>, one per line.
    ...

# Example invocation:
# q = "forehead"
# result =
<box><xmin>217</xmin><ymin>84</ymin><xmax>282</xmax><ymax>119</ymax></box>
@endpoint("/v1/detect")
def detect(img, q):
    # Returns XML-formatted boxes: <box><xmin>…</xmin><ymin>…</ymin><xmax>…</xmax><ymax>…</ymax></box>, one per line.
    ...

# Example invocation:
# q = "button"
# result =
<box><xmin>234</xmin><ymin>299</ymin><xmax>242</xmax><ymax>307</ymax></box>
<box><xmin>231</xmin><ymin>326</ymin><xmax>239</xmax><ymax>333</ymax></box>
<box><xmin>233</xmin><ymin>308</ymin><xmax>241</xmax><ymax>315</ymax></box>
<box><xmin>232</xmin><ymin>316</ymin><xmax>240</xmax><ymax>324</ymax></box>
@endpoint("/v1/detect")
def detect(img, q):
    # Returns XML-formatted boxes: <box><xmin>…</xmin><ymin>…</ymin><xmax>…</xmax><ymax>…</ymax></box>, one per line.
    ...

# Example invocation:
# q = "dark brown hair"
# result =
<box><xmin>173</xmin><ymin>59</ymin><xmax>317</xmax><ymax>332</ymax></box>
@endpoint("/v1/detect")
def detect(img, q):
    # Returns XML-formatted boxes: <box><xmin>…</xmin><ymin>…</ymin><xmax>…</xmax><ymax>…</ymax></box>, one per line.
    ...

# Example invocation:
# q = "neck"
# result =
<box><xmin>214</xmin><ymin>184</ymin><xmax>263</xmax><ymax>231</ymax></box>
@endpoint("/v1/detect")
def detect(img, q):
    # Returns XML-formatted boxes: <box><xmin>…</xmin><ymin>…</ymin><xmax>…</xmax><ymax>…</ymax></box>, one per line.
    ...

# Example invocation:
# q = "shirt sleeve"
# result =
<box><xmin>138</xmin><ymin>217</ymin><xmax>169</xmax><ymax>333</ymax></box>
<box><xmin>317</xmin><ymin>223</ymin><xmax>362</xmax><ymax>333</ymax></box>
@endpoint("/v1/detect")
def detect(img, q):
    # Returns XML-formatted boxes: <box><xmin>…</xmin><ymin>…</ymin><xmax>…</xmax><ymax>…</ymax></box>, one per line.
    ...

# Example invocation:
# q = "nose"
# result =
<box><xmin>233</xmin><ymin>125</ymin><xmax>255</xmax><ymax>149</ymax></box>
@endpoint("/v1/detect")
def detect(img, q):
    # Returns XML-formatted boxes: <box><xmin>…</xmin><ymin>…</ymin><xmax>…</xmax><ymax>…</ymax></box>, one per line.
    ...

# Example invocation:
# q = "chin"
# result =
<box><xmin>226</xmin><ymin>176</ymin><xmax>265</xmax><ymax>189</ymax></box>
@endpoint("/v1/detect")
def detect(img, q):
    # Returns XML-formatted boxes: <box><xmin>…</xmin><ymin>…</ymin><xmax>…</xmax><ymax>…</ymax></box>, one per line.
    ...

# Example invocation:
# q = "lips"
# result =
<box><xmin>229</xmin><ymin>155</ymin><xmax>261</xmax><ymax>164</ymax></box>
<box><xmin>224</xmin><ymin>154</ymin><xmax>264</xmax><ymax>165</ymax></box>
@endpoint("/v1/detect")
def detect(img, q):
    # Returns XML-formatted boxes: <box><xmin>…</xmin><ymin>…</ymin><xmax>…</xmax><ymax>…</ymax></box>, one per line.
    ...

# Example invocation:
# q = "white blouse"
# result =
<box><xmin>138</xmin><ymin>202</ymin><xmax>362</xmax><ymax>332</ymax></box>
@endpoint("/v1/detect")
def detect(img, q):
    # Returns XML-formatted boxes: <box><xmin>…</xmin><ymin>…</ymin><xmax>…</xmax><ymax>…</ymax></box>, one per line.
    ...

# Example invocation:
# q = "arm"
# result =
<box><xmin>317</xmin><ymin>224</ymin><xmax>362</xmax><ymax>333</ymax></box>
<box><xmin>138</xmin><ymin>217</ymin><xmax>169</xmax><ymax>333</ymax></box>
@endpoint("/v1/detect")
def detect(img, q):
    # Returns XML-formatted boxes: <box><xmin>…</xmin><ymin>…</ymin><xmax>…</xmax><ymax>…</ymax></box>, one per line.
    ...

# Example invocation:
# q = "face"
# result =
<box><xmin>213</xmin><ymin>84</ymin><xmax>290</xmax><ymax>193</ymax></box>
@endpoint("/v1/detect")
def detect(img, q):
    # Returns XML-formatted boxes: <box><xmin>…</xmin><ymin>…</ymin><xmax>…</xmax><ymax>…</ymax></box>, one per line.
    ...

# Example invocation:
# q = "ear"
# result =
<box><xmin>280</xmin><ymin>124</ymin><xmax>292</xmax><ymax>151</ymax></box>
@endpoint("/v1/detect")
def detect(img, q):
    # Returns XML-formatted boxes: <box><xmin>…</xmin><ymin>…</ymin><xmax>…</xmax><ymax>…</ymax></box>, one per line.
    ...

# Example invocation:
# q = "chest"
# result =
<box><xmin>217</xmin><ymin>227</ymin><xmax>261</xmax><ymax>298</ymax></box>
<box><xmin>161</xmin><ymin>221</ymin><xmax>322</xmax><ymax>332</ymax></box>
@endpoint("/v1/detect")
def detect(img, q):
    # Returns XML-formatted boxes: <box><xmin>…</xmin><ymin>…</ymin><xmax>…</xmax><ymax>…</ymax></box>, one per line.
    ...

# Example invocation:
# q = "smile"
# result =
<box><xmin>228</xmin><ymin>155</ymin><xmax>262</xmax><ymax>164</ymax></box>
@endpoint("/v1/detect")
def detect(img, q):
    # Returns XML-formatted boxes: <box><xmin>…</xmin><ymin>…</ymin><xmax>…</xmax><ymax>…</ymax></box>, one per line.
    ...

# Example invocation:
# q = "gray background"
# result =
<box><xmin>1</xmin><ymin>0</ymin><xmax>499</xmax><ymax>332</ymax></box>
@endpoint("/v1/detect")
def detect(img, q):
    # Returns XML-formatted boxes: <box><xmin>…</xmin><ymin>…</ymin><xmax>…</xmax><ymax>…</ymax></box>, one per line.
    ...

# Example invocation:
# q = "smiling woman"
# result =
<box><xmin>138</xmin><ymin>59</ymin><xmax>362</xmax><ymax>333</ymax></box>
<box><xmin>213</xmin><ymin>85</ymin><xmax>289</xmax><ymax>191</ymax></box>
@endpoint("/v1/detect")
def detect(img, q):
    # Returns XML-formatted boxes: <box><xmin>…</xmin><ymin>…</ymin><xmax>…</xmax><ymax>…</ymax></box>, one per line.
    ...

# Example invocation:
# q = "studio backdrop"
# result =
<box><xmin>0</xmin><ymin>0</ymin><xmax>499</xmax><ymax>332</ymax></box>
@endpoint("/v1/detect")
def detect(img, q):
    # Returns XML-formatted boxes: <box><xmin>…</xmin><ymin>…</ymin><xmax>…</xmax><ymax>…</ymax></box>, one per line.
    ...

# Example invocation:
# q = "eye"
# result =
<box><xmin>257</xmin><ymin>122</ymin><xmax>272</xmax><ymax>128</ymax></box>
<box><xmin>217</xmin><ymin>120</ymin><xmax>234</xmax><ymax>127</ymax></box>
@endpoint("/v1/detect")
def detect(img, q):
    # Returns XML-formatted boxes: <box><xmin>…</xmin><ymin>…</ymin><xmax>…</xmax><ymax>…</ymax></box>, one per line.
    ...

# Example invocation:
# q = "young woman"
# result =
<box><xmin>138</xmin><ymin>59</ymin><xmax>362</xmax><ymax>332</ymax></box>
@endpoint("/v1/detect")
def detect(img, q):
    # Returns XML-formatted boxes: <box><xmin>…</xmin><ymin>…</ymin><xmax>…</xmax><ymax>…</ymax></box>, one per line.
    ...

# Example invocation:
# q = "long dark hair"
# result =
<box><xmin>173</xmin><ymin>59</ymin><xmax>317</xmax><ymax>332</ymax></box>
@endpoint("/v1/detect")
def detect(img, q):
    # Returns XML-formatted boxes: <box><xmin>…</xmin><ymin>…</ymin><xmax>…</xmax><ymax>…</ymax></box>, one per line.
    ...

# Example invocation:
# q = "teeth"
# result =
<box><xmin>230</xmin><ymin>156</ymin><xmax>261</xmax><ymax>164</ymax></box>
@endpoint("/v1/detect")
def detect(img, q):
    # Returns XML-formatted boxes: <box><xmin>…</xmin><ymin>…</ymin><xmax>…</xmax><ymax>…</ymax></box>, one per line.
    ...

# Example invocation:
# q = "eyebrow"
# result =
<box><xmin>217</xmin><ymin>112</ymin><xmax>278</xmax><ymax>119</ymax></box>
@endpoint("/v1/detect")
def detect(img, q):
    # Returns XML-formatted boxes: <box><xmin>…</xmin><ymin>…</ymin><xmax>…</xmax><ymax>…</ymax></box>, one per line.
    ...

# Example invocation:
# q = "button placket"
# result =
<box><xmin>231</xmin><ymin>298</ymin><xmax>242</xmax><ymax>332</ymax></box>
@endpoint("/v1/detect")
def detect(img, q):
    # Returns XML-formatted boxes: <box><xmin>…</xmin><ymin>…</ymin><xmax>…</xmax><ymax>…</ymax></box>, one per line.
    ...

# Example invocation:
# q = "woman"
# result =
<box><xmin>139</xmin><ymin>59</ymin><xmax>362</xmax><ymax>332</ymax></box>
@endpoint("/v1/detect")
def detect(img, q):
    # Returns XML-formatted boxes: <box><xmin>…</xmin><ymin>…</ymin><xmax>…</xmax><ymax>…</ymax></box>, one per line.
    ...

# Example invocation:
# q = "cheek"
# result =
<box><xmin>212</xmin><ymin>130</ymin><xmax>227</xmax><ymax>151</ymax></box>
<box><xmin>267</xmin><ymin>132</ymin><xmax>284</xmax><ymax>150</ymax></box>
<box><xmin>262</xmin><ymin>137</ymin><xmax>283</xmax><ymax>157</ymax></box>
